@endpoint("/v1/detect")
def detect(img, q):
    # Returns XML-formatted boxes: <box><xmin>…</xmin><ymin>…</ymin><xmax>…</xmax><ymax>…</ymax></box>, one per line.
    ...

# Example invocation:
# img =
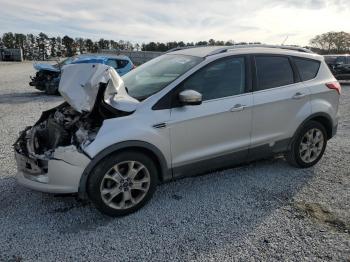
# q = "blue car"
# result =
<box><xmin>72</xmin><ymin>55</ymin><xmax>135</xmax><ymax>76</ymax></box>
<box><xmin>30</xmin><ymin>55</ymin><xmax>135</xmax><ymax>95</ymax></box>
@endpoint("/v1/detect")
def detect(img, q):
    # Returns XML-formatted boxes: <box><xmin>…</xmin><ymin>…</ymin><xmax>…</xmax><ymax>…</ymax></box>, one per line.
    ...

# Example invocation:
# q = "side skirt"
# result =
<box><xmin>172</xmin><ymin>138</ymin><xmax>291</xmax><ymax>179</ymax></box>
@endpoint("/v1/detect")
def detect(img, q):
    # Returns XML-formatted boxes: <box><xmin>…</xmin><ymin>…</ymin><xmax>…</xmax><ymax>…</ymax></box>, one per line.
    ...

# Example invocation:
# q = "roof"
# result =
<box><xmin>76</xmin><ymin>54</ymin><xmax>130</xmax><ymax>60</ymax></box>
<box><xmin>168</xmin><ymin>45</ymin><xmax>320</xmax><ymax>60</ymax></box>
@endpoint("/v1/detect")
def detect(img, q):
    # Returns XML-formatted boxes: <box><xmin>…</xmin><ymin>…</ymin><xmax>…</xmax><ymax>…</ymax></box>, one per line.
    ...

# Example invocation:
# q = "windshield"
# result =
<box><xmin>122</xmin><ymin>54</ymin><xmax>203</xmax><ymax>100</ymax></box>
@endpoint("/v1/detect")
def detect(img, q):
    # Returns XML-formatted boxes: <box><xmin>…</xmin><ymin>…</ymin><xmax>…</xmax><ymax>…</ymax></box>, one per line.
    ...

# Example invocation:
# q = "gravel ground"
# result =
<box><xmin>0</xmin><ymin>62</ymin><xmax>349</xmax><ymax>262</ymax></box>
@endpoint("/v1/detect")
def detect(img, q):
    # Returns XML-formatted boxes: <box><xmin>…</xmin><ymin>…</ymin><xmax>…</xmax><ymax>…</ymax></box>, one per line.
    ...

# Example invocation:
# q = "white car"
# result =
<box><xmin>14</xmin><ymin>45</ymin><xmax>341</xmax><ymax>216</ymax></box>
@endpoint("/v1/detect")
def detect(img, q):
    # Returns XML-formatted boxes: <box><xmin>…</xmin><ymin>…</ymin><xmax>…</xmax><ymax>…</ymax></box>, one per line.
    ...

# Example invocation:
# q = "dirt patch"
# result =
<box><xmin>294</xmin><ymin>202</ymin><xmax>349</xmax><ymax>234</ymax></box>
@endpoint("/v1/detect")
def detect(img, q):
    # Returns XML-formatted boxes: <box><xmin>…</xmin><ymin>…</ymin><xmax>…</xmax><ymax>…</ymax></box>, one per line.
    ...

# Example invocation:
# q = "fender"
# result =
<box><xmin>78</xmin><ymin>140</ymin><xmax>172</xmax><ymax>198</ymax></box>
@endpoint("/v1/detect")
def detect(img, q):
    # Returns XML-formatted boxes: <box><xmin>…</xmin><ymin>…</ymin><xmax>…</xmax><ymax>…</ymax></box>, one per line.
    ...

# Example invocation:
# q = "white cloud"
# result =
<box><xmin>0</xmin><ymin>0</ymin><xmax>348</xmax><ymax>45</ymax></box>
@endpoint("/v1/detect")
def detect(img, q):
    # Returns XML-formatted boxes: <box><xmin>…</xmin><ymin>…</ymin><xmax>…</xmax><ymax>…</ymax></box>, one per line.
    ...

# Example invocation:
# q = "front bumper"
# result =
<box><xmin>15</xmin><ymin>146</ymin><xmax>90</xmax><ymax>194</ymax></box>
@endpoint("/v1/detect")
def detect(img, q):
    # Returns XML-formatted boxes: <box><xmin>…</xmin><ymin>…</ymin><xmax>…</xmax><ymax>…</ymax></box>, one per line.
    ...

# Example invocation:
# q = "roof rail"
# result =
<box><xmin>206</xmin><ymin>44</ymin><xmax>314</xmax><ymax>56</ymax></box>
<box><xmin>165</xmin><ymin>45</ymin><xmax>202</xmax><ymax>53</ymax></box>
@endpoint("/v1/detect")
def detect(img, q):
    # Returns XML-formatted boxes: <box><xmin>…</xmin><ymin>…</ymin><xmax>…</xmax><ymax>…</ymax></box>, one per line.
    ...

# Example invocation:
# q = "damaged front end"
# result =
<box><xmin>30</xmin><ymin>63</ymin><xmax>61</xmax><ymax>94</ymax></box>
<box><xmin>15</xmin><ymin>63</ymin><xmax>137</xmax><ymax>193</ymax></box>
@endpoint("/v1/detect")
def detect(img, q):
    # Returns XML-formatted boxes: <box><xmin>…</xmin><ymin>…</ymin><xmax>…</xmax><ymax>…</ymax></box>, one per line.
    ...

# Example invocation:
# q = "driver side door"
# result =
<box><xmin>168</xmin><ymin>56</ymin><xmax>253</xmax><ymax>178</ymax></box>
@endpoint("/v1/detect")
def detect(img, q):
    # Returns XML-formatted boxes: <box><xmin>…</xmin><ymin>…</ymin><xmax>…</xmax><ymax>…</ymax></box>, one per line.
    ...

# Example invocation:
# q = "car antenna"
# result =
<box><xmin>281</xmin><ymin>35</ymin><xmax>289</xmax><ymax>45</ymax></box>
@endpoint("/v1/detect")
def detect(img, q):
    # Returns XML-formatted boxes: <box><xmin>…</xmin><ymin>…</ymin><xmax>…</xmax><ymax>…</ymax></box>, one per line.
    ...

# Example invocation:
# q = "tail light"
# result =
<box><xmin>326</xmin><ymin>82</ymin><xmax>341</xmax><ymax>95</ymax></box>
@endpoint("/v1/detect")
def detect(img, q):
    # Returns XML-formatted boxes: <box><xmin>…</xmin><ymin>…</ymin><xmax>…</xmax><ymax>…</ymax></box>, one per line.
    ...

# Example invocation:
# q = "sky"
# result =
<box><xmin>0</xmin><ymin>0</ymin><xmax>349</xmax><ymax>46</ymax></box>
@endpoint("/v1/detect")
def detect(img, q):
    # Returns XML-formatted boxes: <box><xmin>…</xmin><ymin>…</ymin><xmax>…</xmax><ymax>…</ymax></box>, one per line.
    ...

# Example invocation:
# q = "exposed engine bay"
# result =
<box><xmin>29</xmin><ymin>70</ymin><xmax>60</xmax><ymax>94</ymax></box>
<box><xmin>14</xmin><ymin>63</ymin><xmax>138</xmax><ymax>174</ymax></box>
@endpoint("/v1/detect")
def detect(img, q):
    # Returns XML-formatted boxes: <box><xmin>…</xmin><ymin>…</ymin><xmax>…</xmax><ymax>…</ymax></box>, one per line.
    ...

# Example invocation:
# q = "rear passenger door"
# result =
<box><xmin>250</xmin><ymin>55</ymin><xmax>311</xmax><ymax>152</ymax></box>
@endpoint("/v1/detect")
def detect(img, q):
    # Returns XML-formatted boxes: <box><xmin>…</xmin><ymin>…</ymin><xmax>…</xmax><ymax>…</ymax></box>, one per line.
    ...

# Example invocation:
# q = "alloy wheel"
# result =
<box><xmin>299</xmin><ymin>128</ymin><xmax>324</xmax><ymax>163</ymax></box>
<box><xmin>100</xmin><ymin>160</ymin><xmax>150</xmax><ymax>210</ymax></box>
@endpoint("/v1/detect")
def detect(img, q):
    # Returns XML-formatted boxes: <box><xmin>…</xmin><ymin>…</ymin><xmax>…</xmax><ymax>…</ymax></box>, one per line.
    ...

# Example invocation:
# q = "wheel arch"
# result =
<box><xmin>291</xmin><ymin>112</ymin><xmax>334</xmax><ymax>149</ymax></box>
<box><xmin>78</xmin><ymin>141</ymin><xmax>172</xmax><ymax>198</ymax></box>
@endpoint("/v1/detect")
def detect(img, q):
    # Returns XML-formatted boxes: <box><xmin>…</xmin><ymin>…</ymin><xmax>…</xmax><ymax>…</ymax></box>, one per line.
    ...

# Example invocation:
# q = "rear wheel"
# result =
<box><xmin>286</xmin><ymin>121</ymin><xmax>327</xmax><ymax>168</ymax></box>
<box><xmin>87</xmin><ymin>151</ymin><xmax>158</xmax><ymax>217</ymax></box>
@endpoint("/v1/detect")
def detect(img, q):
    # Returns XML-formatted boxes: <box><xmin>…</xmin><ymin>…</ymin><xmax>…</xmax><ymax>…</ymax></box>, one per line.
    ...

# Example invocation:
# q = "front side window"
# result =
<box><xmin>181</xmin><ymin>57</ymin><xmax>246</xmax><ymax>101</ymax></box>
<box><xmin>255</xmin><ymin>56</ymin><xmax>294</xmax><ymax>91</ymax></box>
<box><xmin>123</xmin><ymin>54</ymin><xmax>203</xmax><ymax>100</ymax></box>
<box><xmin>294</xmin><ymin>57</ymin><xmax>320</xmax><ymax>81</ymax></box>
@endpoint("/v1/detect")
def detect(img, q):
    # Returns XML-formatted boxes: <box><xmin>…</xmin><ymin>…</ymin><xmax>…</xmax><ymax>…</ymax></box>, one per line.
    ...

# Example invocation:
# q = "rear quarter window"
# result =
<box><xmin>294</xmin><ymin>57</ymin><xmax>320</xmax><ymax>81</ymax></box>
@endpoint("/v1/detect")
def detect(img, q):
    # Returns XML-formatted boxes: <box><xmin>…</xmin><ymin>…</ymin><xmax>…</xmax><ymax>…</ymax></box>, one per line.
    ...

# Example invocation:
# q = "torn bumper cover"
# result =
<box><xmin>14</xmin><ymin>63</ymin><xmax>136</xmax><ymax>194</ymax></box>
<box><xmin>15</xmin><ymin>146</ymin><xmax>90</xmax><ymax>193</ymax></box>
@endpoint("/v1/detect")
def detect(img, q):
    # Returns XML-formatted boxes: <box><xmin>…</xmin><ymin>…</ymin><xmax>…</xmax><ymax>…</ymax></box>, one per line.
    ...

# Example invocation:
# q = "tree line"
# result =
<box><xmin>0</xmin><ymin>31</ymin><xmax>349</xmax><ymax>60</ymax></box>
<box><xmin>310</xmin><ymin>31</ymin><xmax>350</xmax><ymax>54</ymax></box>
<box><xmin>0</xmin><ymin>32</ymin><xmax>263</xmax><ymax>60</ymax></box>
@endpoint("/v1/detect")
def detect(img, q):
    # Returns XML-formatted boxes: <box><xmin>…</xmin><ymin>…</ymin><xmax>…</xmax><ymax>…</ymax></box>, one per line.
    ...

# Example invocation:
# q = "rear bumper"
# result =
<box><xmin>15</xmin><ymin>146</ymin><xmax>90</xmax><ymax>194</ymax></box>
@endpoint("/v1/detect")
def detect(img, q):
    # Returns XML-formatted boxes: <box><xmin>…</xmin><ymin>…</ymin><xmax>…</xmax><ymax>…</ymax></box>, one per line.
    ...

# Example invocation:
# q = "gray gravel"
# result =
<box><xmin>0</xmin><ymin>62</ymin><xmax>349</xmax><ymax>262</ymax></box>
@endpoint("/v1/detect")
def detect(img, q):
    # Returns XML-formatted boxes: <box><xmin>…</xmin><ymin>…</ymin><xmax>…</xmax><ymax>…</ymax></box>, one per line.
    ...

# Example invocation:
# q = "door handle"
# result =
<box><xmin>230</xmin><ymin>104</ymin><xmax>246</xmax><ymax>112</ymax></box>
<box><xmin>292</xmin><ymin>92</ymin><xmax>306</xmax><ymax>99</ymax></box>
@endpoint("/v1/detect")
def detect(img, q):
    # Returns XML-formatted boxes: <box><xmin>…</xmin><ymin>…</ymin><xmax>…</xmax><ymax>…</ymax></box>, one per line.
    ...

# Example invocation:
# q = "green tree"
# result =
<box><xmin>85</xmin><ymin>39</ymin><xmax>94</xmax><ymax>53</ymax></box>
<box><xmin>50</xmin><ymin>37</ymin><xmax>57</xmax><ymax>57</ymax></box>
<box><xmin>2</xmin><ymin>32</ymin><xmax>15</xmax><ymax>48</ymax></box>
<box><xmin>62</xmin><ymin>35</ymin><xmax>74</xmax><ymax>56</ymax></box>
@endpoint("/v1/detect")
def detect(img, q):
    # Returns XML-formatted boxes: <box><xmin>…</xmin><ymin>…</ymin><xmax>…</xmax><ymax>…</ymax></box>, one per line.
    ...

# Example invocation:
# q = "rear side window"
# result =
<box><xmin>255</xmin><ymin>56</ymin><xmax>294</xmax><ymax>91</ymax></box>
<box><xmin>117</xmin><ymin>59</ymin><xmax>129</xmax><ymax>68</ymax></box>
<box><xmin>294</xmin><ymin>57</ymin><xmax>320</xmax><ymax>81</ymax></box>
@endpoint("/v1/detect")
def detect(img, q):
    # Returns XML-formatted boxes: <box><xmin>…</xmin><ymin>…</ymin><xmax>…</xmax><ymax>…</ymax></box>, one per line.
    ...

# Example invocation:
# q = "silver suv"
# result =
<box><xmin>14</xmin><ymin>45</ymin><xmax>341</xmax><ymax>216</ymax></box>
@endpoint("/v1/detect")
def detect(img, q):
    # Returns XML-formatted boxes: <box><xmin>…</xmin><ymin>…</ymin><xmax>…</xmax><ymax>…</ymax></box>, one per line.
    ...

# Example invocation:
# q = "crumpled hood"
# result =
<box><xmin>33</xmin><ymin>63</ymin><xmax>60</xmax><ymax>73</ymax></box>
<box><xmin>58</xmin><ymin>63</ymin><xmax>139</xmax><ymax>113</ymax></box>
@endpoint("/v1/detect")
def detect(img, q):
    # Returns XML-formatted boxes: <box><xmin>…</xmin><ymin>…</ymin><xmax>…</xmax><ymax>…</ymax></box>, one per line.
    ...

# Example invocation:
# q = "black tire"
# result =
<box><xmin>285</xmin><ymin>121</ymin><xmax>327</xmax><ymax>168</ymax></box>
<box><xmin>87</xmin><ymin>151</ymin><xmax>158</xmax><ymax>217</ymax></box>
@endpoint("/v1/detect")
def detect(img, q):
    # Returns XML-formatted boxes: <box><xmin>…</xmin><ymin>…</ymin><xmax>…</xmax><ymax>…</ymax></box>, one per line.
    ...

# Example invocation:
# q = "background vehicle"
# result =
<box><xmin>324</xmin><ymin>54</ymin><xmax>350</xmax><ymax>81</ymax></box>
<box><xmin>15</xmin><ymin>45</ymin><xmax>340</xmax><ymax>217</ymax></box>
<box><xmin>29</xmin><ymin>54</ymin><xmax>135</xmax><ymax>95</ymax></box>
<box><xmin>71</xmin><ymin>55</ymin><xmax>135</xmax><ymax>76</ymax></box>
<box><xmin>29</xmin><ymin>57</ymin><xmax>76</xmax><ymax>95</ymax></box>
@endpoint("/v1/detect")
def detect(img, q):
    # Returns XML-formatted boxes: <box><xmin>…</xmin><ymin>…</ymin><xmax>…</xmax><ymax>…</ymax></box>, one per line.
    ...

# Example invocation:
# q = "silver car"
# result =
<box><xmin>14</xmin><ymin>45</ymin><xmax>341</xmax><ymax>216</ymax></box>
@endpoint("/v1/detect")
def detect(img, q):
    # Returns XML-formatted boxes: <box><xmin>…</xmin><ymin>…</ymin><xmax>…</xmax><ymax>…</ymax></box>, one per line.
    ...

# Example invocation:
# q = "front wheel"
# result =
<box><xmin>285</xmin><ymin>121</ymin><xmax>327</xmax><ymax>168</ymax></box>
<box><xmin>87</xmin><ymin>151</ymin><xmax>158</xmax><ymax>217</ymax></box>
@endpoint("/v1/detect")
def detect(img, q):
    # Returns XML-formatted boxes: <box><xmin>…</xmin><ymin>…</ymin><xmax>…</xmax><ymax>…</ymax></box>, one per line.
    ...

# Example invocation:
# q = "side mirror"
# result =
<box><xmin>178</xmin><ymin>90</ymin><xmax>202</xmax><ymax>106</ymax></box>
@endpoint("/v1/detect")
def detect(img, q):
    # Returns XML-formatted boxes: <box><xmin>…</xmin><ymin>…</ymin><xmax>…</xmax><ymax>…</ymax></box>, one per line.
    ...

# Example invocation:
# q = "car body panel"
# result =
<box><xmin>251</xmin><ymin>82</ymin><xmax>311</xmax><ymax>147</ymax></box>
<box><xmin>83</xmin><ymin>109</ymin><xmax>172</xmax><ymax>169</ymax></box>
<box><xmin>33</xmin><ymin>63</ymin><xmax>60</xmax><ymax>73</ymax></box>
<box><xmin>71</xmin><ymin>55</ymin><xmax>134</xmax><ymax>76</ymax></box>
<box><xmin>15</xmin><ymin>46</ymin><xmax>340</xmax><ymax>196</ymax></box>
<box><xmin>16</xmin><ymin>146</ymin><xmax>90</xmax><ymax>193</ymax></box>
<box><xmin>169</xmin><ymin>93</ymin><xmax>252</xmax><ymax>169</ymax></box>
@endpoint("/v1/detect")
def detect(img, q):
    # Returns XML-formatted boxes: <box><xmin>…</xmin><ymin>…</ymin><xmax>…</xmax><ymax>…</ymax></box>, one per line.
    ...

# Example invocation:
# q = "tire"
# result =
<box><xmin>87</xmin><ymin>151</ymin><xmax>158</xmax><ymax>217</ymax></box>
<box><xmin>285</xmin><ymin>121</ymin><xmax>327</xmax><ymax>168</ymax></box>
